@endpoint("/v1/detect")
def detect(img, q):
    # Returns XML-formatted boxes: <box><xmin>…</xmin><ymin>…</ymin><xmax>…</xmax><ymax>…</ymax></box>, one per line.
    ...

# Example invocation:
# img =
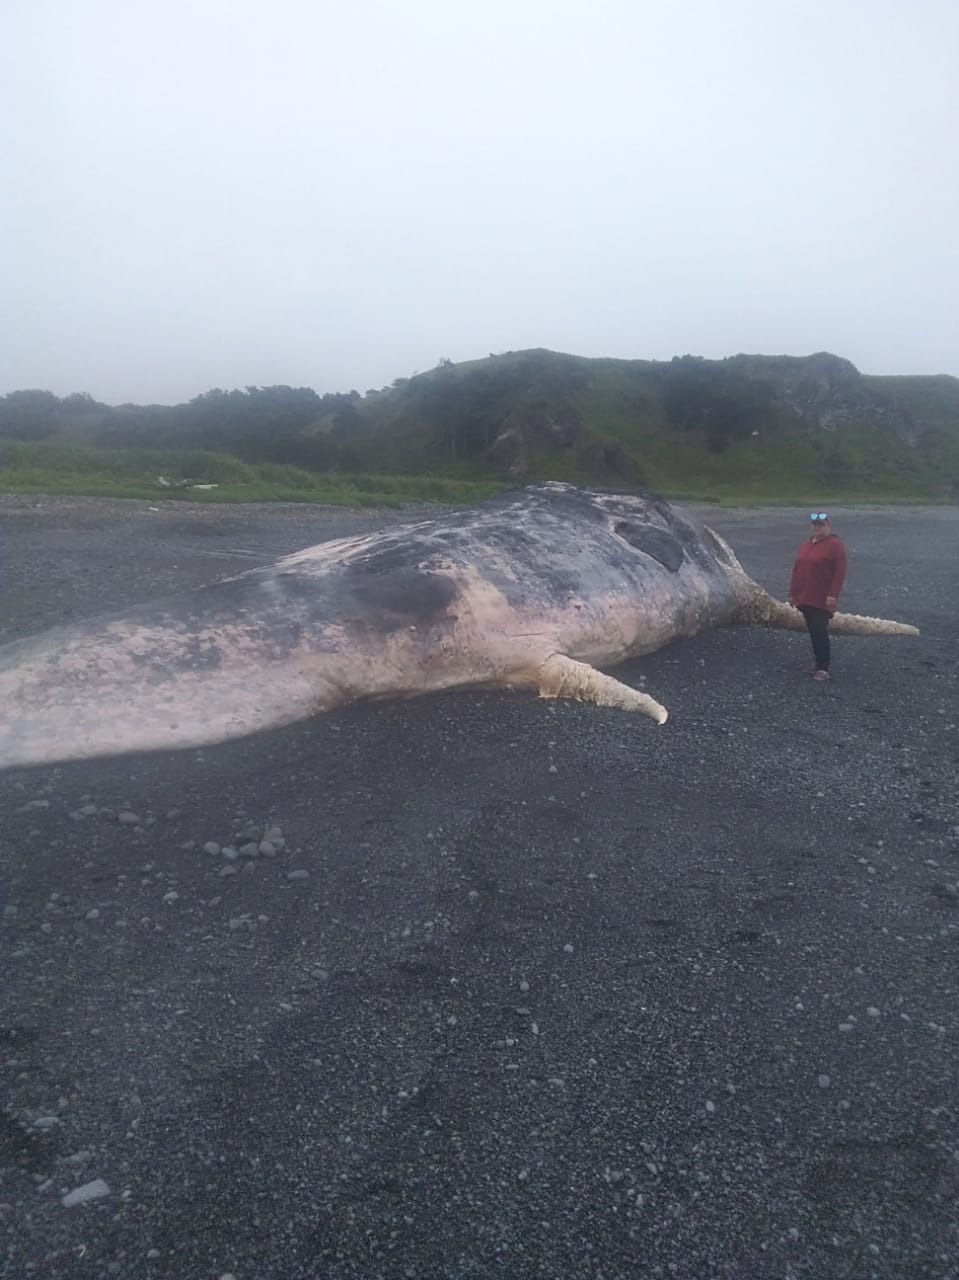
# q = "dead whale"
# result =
<box><xmin>0</xmin><ymin>483</ymin><xmax>919</xmax><ymax>770</ymax></box>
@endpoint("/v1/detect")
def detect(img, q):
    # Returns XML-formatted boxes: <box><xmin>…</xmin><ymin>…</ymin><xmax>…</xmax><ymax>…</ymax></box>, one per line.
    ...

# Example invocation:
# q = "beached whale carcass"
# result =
<box><xmin>0</xmin><ymin>483</ymin><xmax>919</xmax><ymax>770</ymax></box>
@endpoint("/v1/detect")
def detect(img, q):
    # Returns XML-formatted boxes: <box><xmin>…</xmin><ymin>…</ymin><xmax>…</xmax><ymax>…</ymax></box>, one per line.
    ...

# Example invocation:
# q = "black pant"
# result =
<box><xmin>798</xmin><ymin>605</ymin><xmax>831</xmax><ymax>671</ymax></box>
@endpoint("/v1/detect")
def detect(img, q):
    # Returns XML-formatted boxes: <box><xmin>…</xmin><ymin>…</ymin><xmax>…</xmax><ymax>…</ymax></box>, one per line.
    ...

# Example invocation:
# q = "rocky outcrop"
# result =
<box><xmin>486</xmin><ymin>401</ymin><xmax>582</xmax><ymax>476</ymax></box>
<box><xmin>735</xmin><ymin>352</ymin><xmax>920</xmax><ymax>443</ymax></box>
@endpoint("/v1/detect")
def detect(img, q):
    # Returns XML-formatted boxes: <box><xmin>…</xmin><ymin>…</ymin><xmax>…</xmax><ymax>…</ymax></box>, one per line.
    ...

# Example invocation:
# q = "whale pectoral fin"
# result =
<box><xmin>536</xmin><ymin>654</ymin><xmax>668</xmax><ymax>725</ymax></box>
<box><xmin>749</xmin><ymin>594</ymin><xmax>920</xmax><ymax>636</ymax></box>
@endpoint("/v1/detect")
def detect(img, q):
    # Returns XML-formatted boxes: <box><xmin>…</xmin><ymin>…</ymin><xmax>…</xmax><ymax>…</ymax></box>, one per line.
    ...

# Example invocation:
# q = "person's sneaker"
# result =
<box><xmin>812</xmin><ymin>669</ymin><xmax>830</xmax><ymax>681</ymax></box>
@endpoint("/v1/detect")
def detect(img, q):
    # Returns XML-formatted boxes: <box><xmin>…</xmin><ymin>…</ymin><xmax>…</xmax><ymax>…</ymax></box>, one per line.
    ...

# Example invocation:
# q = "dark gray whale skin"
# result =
<box><xmin>0</xmin><ymin>483</ymin><xmax>918</xmax><ymax>770</ymax></box>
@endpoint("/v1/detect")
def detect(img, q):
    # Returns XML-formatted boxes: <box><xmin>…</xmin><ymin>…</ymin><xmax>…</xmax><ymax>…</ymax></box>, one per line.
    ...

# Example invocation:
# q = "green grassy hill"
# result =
<box><xmin>324</xmin><ymin>349</ymin><xmax>959</xmax><ymax>501</ymax></box>
<box><xmin>2</xmin><ymin>350</ymin><xmax>957</xmax><ymax>504</ymax></box>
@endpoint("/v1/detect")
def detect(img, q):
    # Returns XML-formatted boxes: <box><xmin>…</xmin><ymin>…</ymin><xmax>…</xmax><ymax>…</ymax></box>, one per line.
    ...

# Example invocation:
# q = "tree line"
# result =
<box><xmin>0</xmin><ymin>385</ymin><xmax>364</xmax><ymax>469</ymax></box>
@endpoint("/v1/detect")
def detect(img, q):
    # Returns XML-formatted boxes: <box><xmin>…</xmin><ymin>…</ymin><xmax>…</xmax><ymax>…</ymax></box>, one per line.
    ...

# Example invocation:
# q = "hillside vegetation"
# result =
<box><xmin>2</xmin><ymin>350</ymin><xmax>958</xmax><ymax>504</ymax></box>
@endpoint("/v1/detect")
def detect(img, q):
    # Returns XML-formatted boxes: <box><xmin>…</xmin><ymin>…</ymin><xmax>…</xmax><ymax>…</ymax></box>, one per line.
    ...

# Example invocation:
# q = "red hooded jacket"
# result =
<box><xmin>789</xmin><ymin>533</ymin><xmax>847</xmax><ymax>611</ymax></box>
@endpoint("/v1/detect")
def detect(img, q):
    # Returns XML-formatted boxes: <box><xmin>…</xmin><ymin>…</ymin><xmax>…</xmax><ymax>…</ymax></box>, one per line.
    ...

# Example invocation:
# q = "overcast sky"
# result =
<box><xmin>2</xmin><ymin>0</ymin><xmax>956</xmax><ymax>404</ymax></box>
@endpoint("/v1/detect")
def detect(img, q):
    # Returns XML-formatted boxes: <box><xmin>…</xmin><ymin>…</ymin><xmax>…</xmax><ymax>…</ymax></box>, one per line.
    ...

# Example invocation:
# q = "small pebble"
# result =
<box><xmin>817</xmin><ymin>1074</ymin><xmax>831</xmax><ymax>1089</ymax></box>
<box><xmin>288</xmin><ymin>870</ymin><xmax>310</xmax><ymax>881</ymax></box>
<box><xmin>62</xmin><ymin>1178</ymin><xmax>110</xmax><ymax>1206</ymax></box>
<box><xmin>203</xmin><ymin>842</ymin><xmax>221</xmax><ymax>856</ymax></box>
<box><xmin>117</xmin><ymin>812</ymin><xmax>141</xmax><ymax>826</ymax></box>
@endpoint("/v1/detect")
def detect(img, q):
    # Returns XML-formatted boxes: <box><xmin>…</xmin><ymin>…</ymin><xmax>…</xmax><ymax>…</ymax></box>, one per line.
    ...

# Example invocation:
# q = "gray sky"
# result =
<box><xmin>2</xmin><ymin>0</ymin><xmax>957</xmax><ymax>404</ymax></box>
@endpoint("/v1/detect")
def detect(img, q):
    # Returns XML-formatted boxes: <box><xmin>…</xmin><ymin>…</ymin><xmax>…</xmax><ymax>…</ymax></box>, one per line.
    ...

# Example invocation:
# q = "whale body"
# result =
<box><xmin>0</xmin><ymin>483</ymin><xmax>919</xmax><ymax>770</ymax></box>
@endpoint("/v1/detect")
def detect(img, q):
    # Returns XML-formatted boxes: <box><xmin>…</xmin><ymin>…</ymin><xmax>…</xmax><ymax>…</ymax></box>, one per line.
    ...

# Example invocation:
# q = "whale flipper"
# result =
<box><xmin>535</xmin><ymin>653</ymin><xmax>669</xmax><ymax>724</ymax></box>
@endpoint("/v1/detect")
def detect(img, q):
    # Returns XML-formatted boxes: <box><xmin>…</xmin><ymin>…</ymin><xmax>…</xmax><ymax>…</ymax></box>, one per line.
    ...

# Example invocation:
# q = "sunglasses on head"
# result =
<box><xmin>809</xmin><ymin>512</ymin><xmax>828</xmax><ymax>522</ymax></box>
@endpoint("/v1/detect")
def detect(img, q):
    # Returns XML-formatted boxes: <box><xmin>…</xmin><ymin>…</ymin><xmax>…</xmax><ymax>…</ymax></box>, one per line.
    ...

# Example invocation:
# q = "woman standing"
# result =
<box><xmin>788</xmin><ymin>511</ymin><xmax>848</xmax><ymax>681</ymax></box>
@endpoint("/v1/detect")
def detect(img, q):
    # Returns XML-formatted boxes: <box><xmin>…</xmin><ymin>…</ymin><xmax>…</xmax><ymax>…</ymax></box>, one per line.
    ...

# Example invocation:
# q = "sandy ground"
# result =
<box><xmin>1</xmin><ymin>493</ymin><xmax>957</xmax><ymax>1280</ymax></box>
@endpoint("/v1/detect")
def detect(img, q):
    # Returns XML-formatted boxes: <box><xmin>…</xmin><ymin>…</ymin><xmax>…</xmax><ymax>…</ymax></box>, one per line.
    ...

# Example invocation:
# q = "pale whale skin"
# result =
<box><xmin>0</xmin><ymin>483</ymin><xmax>919</xmax><ymax>769</ymax></box>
